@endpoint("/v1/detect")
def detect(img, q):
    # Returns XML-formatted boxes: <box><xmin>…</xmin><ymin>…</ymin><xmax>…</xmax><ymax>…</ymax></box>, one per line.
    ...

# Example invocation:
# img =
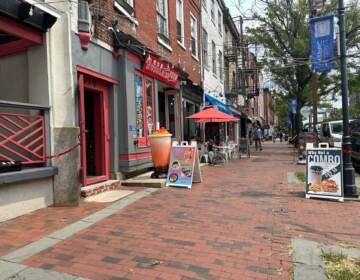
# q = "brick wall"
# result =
<box><xmin>88</xmin><ymin>0</ymin><xmax>201</xmax><ymax>85</ymax></box>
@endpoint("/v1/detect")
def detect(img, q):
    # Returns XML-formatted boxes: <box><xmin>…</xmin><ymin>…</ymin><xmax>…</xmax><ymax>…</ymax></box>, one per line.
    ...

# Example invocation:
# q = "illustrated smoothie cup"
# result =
<box><xmin>310</xmin><ymin>166</ymin><xmax>323</xmax><ymax>185</ymax></box>
<box><xmin>149</xmin><ymin>128</ymin><xmax>172</xmax><ymax>178</ymax></box>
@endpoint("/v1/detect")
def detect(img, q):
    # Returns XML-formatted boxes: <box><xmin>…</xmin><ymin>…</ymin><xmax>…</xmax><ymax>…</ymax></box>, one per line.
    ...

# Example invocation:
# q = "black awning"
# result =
<box><xmin>0</xmin><ymin>0</ymin><xmax>59</xmax><ymax>31</ymax></box>
<box><xmin>112</xmin><ymin>29</ymin><xmax>151</xmax><ymax>57</ymax></box>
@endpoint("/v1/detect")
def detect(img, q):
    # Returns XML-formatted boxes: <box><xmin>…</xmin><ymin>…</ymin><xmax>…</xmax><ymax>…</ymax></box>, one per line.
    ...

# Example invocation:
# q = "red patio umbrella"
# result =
<box><xmin>186</xmin><ymin>107</ymin><xmax>239</xmax><ymax>143</ymax></box>
<box><xmin>186</xmin><ymin>107</ymin><xmax>239</xmax><ymax>123</ymax></box>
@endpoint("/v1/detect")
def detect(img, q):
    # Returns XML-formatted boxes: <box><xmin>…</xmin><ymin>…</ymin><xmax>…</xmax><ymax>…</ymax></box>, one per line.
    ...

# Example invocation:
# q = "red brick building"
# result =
<box><xmin>73</xmin><ymin>0</ymin><xmax>203</xmax><ymax>181</ymax></box>
<box><xmin>89</xmin><ymin>0</ymin><xmax>202</xmax><ymax>86</ymax></box>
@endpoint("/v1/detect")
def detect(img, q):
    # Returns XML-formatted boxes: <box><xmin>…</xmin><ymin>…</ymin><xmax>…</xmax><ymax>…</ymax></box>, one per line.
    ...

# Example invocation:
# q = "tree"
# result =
<box><xmin>242</xmin><ymin>0</ymin><xmax>360</xmax><ymax>145</ymax></box>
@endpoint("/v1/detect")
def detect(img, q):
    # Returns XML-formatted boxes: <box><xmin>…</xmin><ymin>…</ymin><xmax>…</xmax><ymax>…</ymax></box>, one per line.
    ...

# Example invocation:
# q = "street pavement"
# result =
<box><xmin>1</xmin><ymin>142</ymin><xmax>359</xmax><ymax>280</ymax></box>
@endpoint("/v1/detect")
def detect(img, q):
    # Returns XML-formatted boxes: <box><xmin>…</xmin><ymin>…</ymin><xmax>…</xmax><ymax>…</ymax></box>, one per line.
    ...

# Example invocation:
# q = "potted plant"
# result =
<box><xmin>149</xmin><ymin>128</ymin><xmax>172</xmax><ymax>178</ymax></box>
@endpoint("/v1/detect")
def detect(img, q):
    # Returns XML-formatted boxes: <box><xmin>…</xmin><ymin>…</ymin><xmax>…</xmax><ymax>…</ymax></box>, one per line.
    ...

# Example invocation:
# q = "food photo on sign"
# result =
<box><xmin>166</xmin><ymin>146</ymin><xmax>196</xmax><ymax>188</ymax></box>
<box><xmin>306</xmin><ymin>149</ymin><xmax>343</xmax><ymax>197</ymax></box>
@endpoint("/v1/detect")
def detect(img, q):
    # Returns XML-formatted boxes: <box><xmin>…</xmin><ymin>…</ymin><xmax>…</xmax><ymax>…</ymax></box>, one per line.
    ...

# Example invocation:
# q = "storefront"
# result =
<box><xmin>181</xmin><ymin>84</ymin><xmax>203</xmax><ymax>142</ymax></box>
<box><xmin>111</xmin><ymin>31</ymin><xmax>183</xmax><ymax>173</ymax></box>
<box><xmin>0</xmin><ymin>0</ymin><xmax>61</xmax><ymax>221</ymax></box>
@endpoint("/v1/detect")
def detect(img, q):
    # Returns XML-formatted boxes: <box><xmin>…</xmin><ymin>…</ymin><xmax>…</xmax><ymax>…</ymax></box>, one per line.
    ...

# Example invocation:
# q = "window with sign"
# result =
<box><xmin>135</xmin><ymin>73</ymin><xmax>155</xmax><ymax>147</ymax></box>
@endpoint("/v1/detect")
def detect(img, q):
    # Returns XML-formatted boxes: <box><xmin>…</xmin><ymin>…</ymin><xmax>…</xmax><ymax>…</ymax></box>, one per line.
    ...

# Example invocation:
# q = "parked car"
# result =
<box><xmin>350</xmin><ymin>119</ymin><xmax>360</xmax><ymax>173</ymax></box>
<box><xmin>318</xmin><ymin>120</ymin><xmax>350</xmax><ymax>147</ymax></box>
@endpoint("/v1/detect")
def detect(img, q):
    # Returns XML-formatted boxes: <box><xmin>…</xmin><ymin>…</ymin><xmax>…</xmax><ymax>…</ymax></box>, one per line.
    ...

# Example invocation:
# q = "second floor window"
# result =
<box><xmin>115</xmin><ymin>0</ymin><xmax>135</xmax><ymax>17</ymax></box>
<box><xmin>157</xmin><ymin>0</ymin><xmax>168</xmax><ymax>38</ymax></box>
<box><xmin>218</xmin><ymin>10</ymin><xmax>222</xmax><ymax>35</ymax></box>
<box><xmin>219</xmin><ymin>50</ymin><xmax>223</xmax><ymax>80</ymax></box>
<box><xmin>211</xmin><ymin>0</ymin><xmax>215</xmax><ymax>23</ymax></box>
<box><xmin>202</xmin><ymin>28</ymin><xmax>208</xmax><ymax>67</ymax></box>
<box><xmin>212</xmin><ymin>41</ymin><xmax>216</xmax><ymax>74</ymax></box>
<box><xmin>176</xmin><ymin>0</ymin><xmax>184</xmax><ymax>45</ymax></box>
<box><xmin>202</xmin><ymin>0</ymin><xmax>207</xmax><ymax>10</ymax></box>
<box><xmin>190</xmin><ymin>14</ymin><xmax>198</xmax><ymax>57</ymax></box>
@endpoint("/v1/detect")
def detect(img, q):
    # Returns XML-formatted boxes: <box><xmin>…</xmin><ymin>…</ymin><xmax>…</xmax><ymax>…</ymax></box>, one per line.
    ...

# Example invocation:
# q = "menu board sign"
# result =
<box><xmin>166</xmin><ymin>142</ymin><xmax>202</xmax><ymax>188</ymax></box>
<box><xmin>306</xmin><ymin>148</ymin><xmax>343</xmax><ymax>200</ymax></box>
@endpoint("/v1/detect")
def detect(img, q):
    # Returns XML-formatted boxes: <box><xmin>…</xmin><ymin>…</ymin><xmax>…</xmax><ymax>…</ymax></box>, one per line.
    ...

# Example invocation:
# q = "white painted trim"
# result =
<box><xmin>24</xmin><ymin>0</ymin><xmax>62</xmax><ymax>18</ymax></box>
<box><xmin>192</xmin><ymin>54</ymin><xmax>199</xmax><ymax>62</ymax></box>
<box><xmin>178</xmin><ymin>41</ymin><xmax>186</xmax><ymax>50</ymax></box>
<box><xmin>114</xmin><ymin>2</ymin><xmax>139</xmax><ymax>26</ymax></box>
<box><xmin>90</xmin><ymin>37</ymin><xmax>114</xmax><ymax>52</ymax></box>
<box><xmin>157</xmin><ymin>37</ymin><xmax>173</xmax><ymax>52</ymax></box>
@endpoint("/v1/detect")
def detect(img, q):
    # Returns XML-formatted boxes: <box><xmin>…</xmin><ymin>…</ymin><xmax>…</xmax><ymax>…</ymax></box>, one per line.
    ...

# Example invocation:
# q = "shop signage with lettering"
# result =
<box><xmin>142</xmin><ymin>54</ymin><xmax>179</xmax><ymax>87</ymax></box>
<box><xmin>306</xmin><ymin>148</ymin><xmax>343</xmax><ymax>201</ymax></box>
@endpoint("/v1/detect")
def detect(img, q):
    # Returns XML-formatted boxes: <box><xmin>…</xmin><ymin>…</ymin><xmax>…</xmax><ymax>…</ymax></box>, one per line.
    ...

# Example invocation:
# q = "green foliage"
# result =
<box><xmin>321</xmin><ymin>251</ymin><xmax>360</xmax><ymax>280</ymax></box>
<box><xmin>295</xmin><ymin>172</ymin><xmax>305</xmax><ymax>183</ymax></box>
<box><xmin>270</xmin><ymin>92</ymin><xmax>290</xmax><ymax>128</ymax></box>
<box><xmin>246</xmin><ymin>0</ymin><xmax>360</xmax><ymax>133</ymax></box>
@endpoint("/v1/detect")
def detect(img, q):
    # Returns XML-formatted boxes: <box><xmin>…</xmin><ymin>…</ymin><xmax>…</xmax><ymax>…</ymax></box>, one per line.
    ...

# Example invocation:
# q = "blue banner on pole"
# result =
<box><xmin>310</xmin><ymin>15</ymin><xmax>335</xmax><ymax>72</ymax></box>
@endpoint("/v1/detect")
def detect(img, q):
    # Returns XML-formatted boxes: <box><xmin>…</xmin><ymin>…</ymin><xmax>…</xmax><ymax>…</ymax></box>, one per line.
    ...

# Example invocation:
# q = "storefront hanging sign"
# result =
<box><xmin>142</xmin><ymin>54</ymin><xmax>179</xmax><ymax>87</ymax></box>
<box><xmin>306</xmin><ymin>147</ymin><xmax>344</xmax><ymax>201</ymax></box>
<box><xmin>166</xmin><ymin>141</ymin><xmax>202</xmax><ymax>189</ymax></box>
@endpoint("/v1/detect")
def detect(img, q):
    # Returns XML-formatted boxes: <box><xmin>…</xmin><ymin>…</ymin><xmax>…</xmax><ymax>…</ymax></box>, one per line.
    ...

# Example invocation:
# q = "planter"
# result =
<box><xmin>149</xmin><ymin>133</ymin><xmax>172</xmax><ymax>178</ymax></box>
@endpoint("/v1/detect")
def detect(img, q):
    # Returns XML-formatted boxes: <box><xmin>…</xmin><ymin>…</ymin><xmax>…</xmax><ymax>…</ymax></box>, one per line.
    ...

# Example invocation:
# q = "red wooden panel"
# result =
<box><xmin>0</xmin><ymin>113</ymin><xmax>45</xmax><ymax>165</ymax></box>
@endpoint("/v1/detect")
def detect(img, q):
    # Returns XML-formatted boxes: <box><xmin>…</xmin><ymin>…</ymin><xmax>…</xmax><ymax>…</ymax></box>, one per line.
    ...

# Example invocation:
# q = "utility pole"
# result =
<box><xmin>311</xmin><ymin>72</ymin><xmax>318</xmax><ymax>146</ymax></box>
<box><xmin>338</xmin><ymin>0</ymin><xmax>357</xmax><ymax>197</ymax></box>
<box><xmin>310</xmin><ymin>1</ymin><xmax>320</xmax><ymax>147</ymax></box>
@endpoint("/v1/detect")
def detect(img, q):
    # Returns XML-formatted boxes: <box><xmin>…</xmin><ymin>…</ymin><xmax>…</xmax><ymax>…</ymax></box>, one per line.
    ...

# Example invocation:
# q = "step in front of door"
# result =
<box><xmin>81</xmin><ymin>180</ymin><xmax>121</xmax><ymax>197</ymax></box>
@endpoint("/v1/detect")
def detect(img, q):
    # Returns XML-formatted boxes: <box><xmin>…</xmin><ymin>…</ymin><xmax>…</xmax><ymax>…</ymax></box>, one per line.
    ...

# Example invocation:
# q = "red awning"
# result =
<box><xmin>187</xmin><ymin>107</ymin><xmax>239</xmax><ymax>123</ymax></box>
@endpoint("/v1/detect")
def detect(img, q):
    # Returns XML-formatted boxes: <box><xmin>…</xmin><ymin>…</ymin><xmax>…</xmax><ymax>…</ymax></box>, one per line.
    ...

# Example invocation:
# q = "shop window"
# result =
<box><xmin>135</xmin><ymin>73</ymin><xmax>155</xmax><ymax>147</ymax></box>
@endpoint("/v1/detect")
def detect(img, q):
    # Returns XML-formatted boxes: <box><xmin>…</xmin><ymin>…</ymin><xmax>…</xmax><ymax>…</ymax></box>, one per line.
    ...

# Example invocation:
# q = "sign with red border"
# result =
<box><xmin>142</xmin><ymin>54</ymin><xmax>179</xmax><ymax>87</ymax></box>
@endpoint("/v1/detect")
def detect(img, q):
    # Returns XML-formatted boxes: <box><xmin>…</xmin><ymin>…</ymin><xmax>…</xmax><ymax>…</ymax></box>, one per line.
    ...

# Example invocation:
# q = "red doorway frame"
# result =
<box><xmin>77</xmin><ymin>66</ymin><xmax>119</xmax><ymax>186</ymax></box>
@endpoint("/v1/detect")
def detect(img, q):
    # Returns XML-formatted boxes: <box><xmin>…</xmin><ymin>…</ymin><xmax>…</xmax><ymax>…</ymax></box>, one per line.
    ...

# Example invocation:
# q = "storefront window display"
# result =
<box><xmin>135</xmin><ymin>73</ymin><xmax>155</xmax><ymax>146</ymax></box>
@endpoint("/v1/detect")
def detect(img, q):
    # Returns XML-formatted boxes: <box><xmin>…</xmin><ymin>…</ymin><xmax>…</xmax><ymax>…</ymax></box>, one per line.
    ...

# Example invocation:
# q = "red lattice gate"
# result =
<box><xmin>0</xmin><ymin>112</ymin><xmax>46</xmax><ymax>165</ymax></box>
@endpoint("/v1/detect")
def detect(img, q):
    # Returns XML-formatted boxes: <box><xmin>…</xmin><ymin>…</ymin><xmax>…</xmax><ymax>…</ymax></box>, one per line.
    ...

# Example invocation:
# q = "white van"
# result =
<box><xmin>318</xmin><ymin>120</ymin><xmax>352</xmax><ymax>147</ymax></box>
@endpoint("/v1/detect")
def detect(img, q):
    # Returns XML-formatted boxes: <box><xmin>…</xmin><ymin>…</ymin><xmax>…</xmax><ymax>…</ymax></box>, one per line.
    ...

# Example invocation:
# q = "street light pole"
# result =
<box><xmin>338</xmin><ymin>0</ymin><xmax>357</xmax><ymax>197</ymax></box>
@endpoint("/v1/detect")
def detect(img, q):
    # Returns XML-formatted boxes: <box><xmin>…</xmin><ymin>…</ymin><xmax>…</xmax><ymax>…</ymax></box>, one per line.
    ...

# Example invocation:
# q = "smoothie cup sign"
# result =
<box><xmin>149</xmin><ymin>128</ymin><xmax>172</xmax><ymax>178</ymax></box>
<box><xmin>306</xmin><ymin>148</ymin><xmax>343</xmax><ymax>197</ymax></box>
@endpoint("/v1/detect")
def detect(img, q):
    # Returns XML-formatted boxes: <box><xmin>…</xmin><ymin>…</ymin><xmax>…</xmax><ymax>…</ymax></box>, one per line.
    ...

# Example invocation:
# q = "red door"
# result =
<box><xmin>78</xmin><ymin>74</ymin><xmax>110</xmax><ymax>186</ymax></box>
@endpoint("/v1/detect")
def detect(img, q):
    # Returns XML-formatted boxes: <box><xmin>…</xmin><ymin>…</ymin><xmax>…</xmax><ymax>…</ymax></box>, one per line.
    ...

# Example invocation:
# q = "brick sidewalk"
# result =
<box><xmin>0</xmin><ymin>201</ymin><xmax>109</xmax><ymax>256</ymax></box>
<box><xmin>3</xmin><ymin>142</ymin><xmax>360</xmax><ymax>280</ymax></box>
